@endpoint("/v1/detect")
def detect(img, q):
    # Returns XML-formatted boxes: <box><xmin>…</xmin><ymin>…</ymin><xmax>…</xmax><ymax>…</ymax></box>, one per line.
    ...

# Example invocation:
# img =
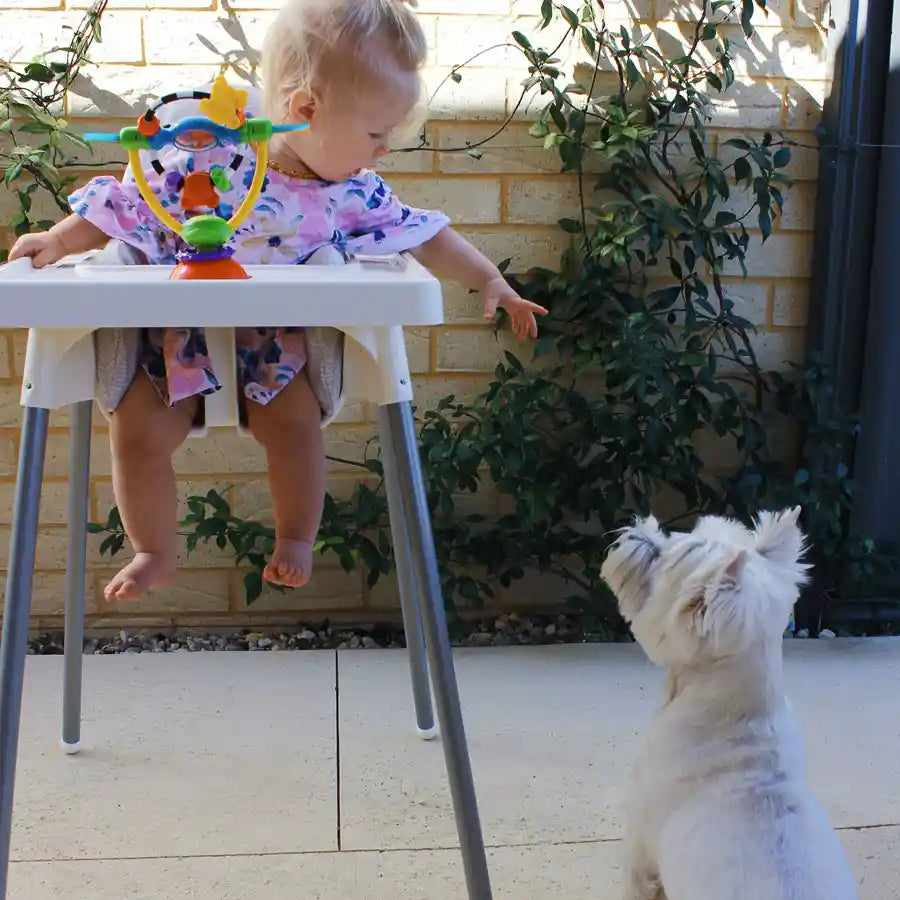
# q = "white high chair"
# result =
<box><xmin>0</xmin><ymin>252</ymin><xmax>493</xmax><ymax>898</ymax></box>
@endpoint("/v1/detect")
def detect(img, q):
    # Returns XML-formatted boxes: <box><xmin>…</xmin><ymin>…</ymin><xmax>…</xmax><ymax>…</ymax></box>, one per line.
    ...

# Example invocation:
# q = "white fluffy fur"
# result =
<box><xmin>601</xmin><ymin>508</ymin><xmax>858</xmax><ymax>900</ymax></box>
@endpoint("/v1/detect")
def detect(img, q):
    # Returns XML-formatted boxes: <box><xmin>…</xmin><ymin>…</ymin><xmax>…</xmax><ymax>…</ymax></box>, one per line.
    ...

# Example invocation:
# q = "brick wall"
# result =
<box><xmin>0</xmin><ymin>0</ymin><xmax>828</xmax><ymax>630</ymax></box>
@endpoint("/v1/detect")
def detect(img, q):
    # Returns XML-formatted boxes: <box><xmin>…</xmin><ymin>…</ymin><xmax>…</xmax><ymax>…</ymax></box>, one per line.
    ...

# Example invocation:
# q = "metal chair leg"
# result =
<box><xmin>376</xmin><ymin>405</ymin><xmax>436</xmax><ymax>740</ymax></box>
<box><xmin>379</xmin><ymin>401</ymin><xmax>493</xmax><ymax>900</ymax></box>
<box><xmin>0</xmin><ymin>406</ymin><xmax>49</xmax><ymax>898</ymax></box>
<box><xmin>62</xmin><ymin>400</ymin><xmax>92</xmax><ymax>754</ymax></box>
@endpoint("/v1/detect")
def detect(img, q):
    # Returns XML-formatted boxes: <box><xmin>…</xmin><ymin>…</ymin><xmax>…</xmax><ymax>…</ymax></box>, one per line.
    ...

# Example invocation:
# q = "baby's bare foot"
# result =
<box><xmin>104</xmin><ymin>552</ymin><xmax>175</xmax><ymax>602</ymax></box>
<box><xmin>263</xmin><ymin>538</ymin><xmax>314</xmax><ymax>588</ymax></box>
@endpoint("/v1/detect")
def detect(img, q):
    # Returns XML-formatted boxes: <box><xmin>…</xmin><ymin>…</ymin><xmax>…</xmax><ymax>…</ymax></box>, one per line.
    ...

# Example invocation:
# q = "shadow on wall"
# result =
<box><xmin>65</xmin><ymin>2</ymin><xmax>826</xmax><ymax>167</ymax></box>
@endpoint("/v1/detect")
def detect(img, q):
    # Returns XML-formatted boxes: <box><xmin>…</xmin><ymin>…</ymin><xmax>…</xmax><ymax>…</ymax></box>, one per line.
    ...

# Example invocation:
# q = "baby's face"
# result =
<box><xmin>286</xmin><ymin>70</ymin><xmax>420</xmax><ymax>182</ymax></box>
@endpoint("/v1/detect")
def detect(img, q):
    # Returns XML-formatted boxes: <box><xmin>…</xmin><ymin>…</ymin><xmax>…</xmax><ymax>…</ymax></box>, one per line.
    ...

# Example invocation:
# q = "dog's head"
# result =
<box><xmin>600</xmin><ymin>509</ymin><xmax>808</xmax><ymax>666</ymax></box>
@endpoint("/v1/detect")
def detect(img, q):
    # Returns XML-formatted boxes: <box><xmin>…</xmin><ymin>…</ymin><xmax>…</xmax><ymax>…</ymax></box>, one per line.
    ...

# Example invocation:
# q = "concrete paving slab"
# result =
<box><xmin>12</xmin><ymin>653</ymin><xmax>337</xmax><ymax>860</ymax></box>
<box><xmin>8</xmin><ymin>826</ymin><xmax>898</xmax><ymax>899</ymax></box>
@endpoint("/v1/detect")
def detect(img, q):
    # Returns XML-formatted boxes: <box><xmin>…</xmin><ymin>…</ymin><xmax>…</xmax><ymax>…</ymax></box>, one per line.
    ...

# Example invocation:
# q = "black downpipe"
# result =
<box><xmin>801</xmin><ymin>0</ymin><xmax>896</xmax><ymax>628</ymax></box>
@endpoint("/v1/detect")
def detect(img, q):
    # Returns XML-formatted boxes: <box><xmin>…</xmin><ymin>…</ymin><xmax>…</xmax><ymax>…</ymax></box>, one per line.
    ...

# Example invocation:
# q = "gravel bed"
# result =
<box><xmin>26</xmin><ymin>612</ymin><xmax>631</xmax><ymax>655</ymax></box>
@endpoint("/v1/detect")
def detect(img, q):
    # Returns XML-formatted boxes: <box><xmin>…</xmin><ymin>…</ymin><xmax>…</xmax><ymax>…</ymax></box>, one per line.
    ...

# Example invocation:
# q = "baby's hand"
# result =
<box><xmin>483</xmin><ymin>276</ymin><xmax>548</xmax><ymax>340</ymax></box>
<box><xmin>8</xmin><ymin>231</ymin><xmax>67</xmax><ymax>268</ymax></box>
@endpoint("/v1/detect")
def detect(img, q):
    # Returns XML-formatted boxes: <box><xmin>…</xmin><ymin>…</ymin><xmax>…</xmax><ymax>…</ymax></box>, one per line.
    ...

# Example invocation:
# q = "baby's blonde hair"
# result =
<box><xmin>262</xmin><ymin>0</ymin><xmax>428</xmax><ymax>118</ymax></box>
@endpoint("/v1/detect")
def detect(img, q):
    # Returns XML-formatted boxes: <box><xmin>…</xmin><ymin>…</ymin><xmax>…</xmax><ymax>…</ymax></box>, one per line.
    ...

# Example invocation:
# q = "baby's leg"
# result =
<box><xmin>245</xmin><ymin>371</ymin><xmax>325</xmax><ymax>587</ymax></box>
<box><xmin>106</xmin><ymin>371</ymin><xmax>197</xmax><ymax>601</ymax></box>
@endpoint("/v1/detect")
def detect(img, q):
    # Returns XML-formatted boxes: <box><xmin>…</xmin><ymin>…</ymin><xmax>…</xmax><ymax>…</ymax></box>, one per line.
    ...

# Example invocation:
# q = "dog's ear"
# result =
<box><xmin>693</xmin><ymin>550</ymin><xmax>758</xmax><ymax>652</ymax></box>
<box><xmin>754</xmin><ymin>507</ymin><xmax>805</xmax><ymax>568</ymax></box>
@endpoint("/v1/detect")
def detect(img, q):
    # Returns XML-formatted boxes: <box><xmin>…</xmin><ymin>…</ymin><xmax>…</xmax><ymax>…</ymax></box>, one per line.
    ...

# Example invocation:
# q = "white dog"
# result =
<box><xmin>601</xmin><ymin>509</ymin><xmax>857</xmax><ymax>900</ymax></box>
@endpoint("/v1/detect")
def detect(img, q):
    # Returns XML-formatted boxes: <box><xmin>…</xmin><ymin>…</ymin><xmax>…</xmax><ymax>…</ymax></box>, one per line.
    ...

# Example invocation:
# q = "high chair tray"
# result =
<box><xmin>0</xmin><ymin>257</ymin><xmax>443</xmax><ymax>328</ymax></box>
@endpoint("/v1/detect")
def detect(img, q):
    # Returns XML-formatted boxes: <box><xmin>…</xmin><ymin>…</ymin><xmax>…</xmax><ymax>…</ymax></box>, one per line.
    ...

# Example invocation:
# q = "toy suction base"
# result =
<box><xmin>170</xmin><ymin>256</ymin><xmax>249</xmax><ymax>280</ymax></box>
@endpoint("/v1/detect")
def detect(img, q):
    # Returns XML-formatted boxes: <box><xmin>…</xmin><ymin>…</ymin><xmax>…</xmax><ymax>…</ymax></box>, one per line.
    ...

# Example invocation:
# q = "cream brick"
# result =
<box><xmin>0</xmin><ymin>432</ymin><xmax>17</xmax><ymax>477</ymax></box>
<box><xmin>0</xmin><ymin>572</ymin><xmax>99</xmax><ymax>617</ymax></box>
<box><xmin>405</xmin><ymin>326</ymin><xmax>433</xmax><ymax>374</ymax></box>
<box><xmin>425</xmin><ymin>66</ymin><xmax>510</xmax><ymax>121</ymax></box>
<box><xmin>784</xmin><ymin>80</ymin><xmax>827</xmax><ymax>130</ymax></box>
<box><xmin>0</xmin><ymin>335</ymin><xmax>9</xmax><ymax>380</ymax></box>
<box><xmin>364</xmin><ymin>568</ymin><xmax>400</xmax><ymax>609</ymax></box>
<box><xmin>67</xmin><ymin>66</ymin><xmax>223</xmax><ymax>117</ymax></box>
<box><xmin>69</xmin><ymin>0</ymin><xmax>210</xmax><ymax>8</ymax></box>
<box><xmin>377</xmin><ymin>148</ymin><xmax>436</xmax><ymax>175</ymax></box>
<box><xmin>436</xmin><ymin>326</ymin><xmax>521</xmax><ymax>372</ymax></box>
<box><xmin>436</xmin><ymin>122</ymin><xmax>559</xmax><ymax>175</ymax></box>
<box><xmin>172</xmin><ymin>429</ymin><xmax>267</xmax><ymax>475</ymax></box>
<box><xmin>43</xmin><ymin>431</ymin><xmax>112</xmax><ymax>477</ymax></box>
<box><xmin>750</xmin><ymin>329</ymin><xmax>806</xmax><ymax>371</ymax></box>
<box><xmin>443</xmin><ymin>281</ymin><xmax>488</xmax><ymax>324</ymax></box>
<box><xmin>776</xmin><ymin>181</ymin><xmax>817</xmax><ymax>231</ymax></box>
<box><xmin>712</xmin><ymin>129</ymin><xmax>820</xmax><ymax>185</ymax></box>
<box><xmin>773</xmin><ymin>281</ymin><xmax>810</xmax><ymax>327</ymax></box>
<box><xmin>656</xmin><ymin>0</ymin><xmax>793</xmax><ymax>26</ymax></box>
<box><xmin>721</xmin><ymin>280</ymin><xmax>769</xmax><ymax>326</ymax></box>
<box><xmin>651</xmin><ymin>22</ymin><xmax>825</xmax><ymax>81</ymax></box>
<box><xmin>144</xmin><ymin>12</ymin><xmax>272</xmax><ymax>66</ymax></box>
<box><xmin>390</xmin><ymin>176</ymin><xmax>502</xmax><ymax>224</ymax></box>
<box><xmin>331</xmin><ymin>398</ymin><xmax>371</xmax><ymax>425</ymax></box>
<box><xmin>708</xmin><ymin>81</ymin><xmax>785</xmax><ymax>130</ymax></box>
<box><xmin>420</xmin><ymin>0</ymin><xmax>511</xmax><ymax>13</ymax></box>
<box><xmin>234</xmin><ymin>566</ymin><xmax>362</xmax><ymax>610</ymax></box>
<box><xmin>455</xmin><ymin>226</ymin><xmax>569</xmax><ymax>271</ymax></box>
<box><xmin>9</xmin><ymin>328</ymin><xmax>25</xmax><ymax>380</ymax></box>
<box><xmin>325</xmin><ymin>426</ymin><xmax>379</xmax><ymax>472</ymax></box>
<box><xmin>0</xmin><ymin>0</ymin><xmax>61</xmax><ymax>8</ymax></box>
<box><xmin>780</xmin><ymin>132</ymin><xmax>820</xmax><ymax>182</ymax></box>
<box><xmin>411</xmin><ymin>375</ymin><xmax>491</xmax><ymax>411</ymax></box>
<box><xmin>435</xmin><ymin>15</ymin><xmax>521</xmax><ymax>67</ymax></box>
<box><xmin>795</xmin><ymin>0</ymin><xmax>829</xmax><ymax>28</ymax></box>
<box><xmin>0</xmin><ymin>479</ymin><xmax>68</xmax><ymax>525</ymax></box>
<box><xmin>506</xmin><ymin>177</ymin><xmax>580</xmax><ymax>225</ymax></box>
<box><xmin>721</xmin><ymin>232</ymin><xmax>813</xmax><ymax>278</ymax></box>
<box><xmin>0</xmin><ymin>12</ymin><xmax>143</xmax><ymax>64</ymax></box>
<box><xmin>102</xmin><ymin>569</ymin><xmax>231</xmax><ymax>614</ymax></box>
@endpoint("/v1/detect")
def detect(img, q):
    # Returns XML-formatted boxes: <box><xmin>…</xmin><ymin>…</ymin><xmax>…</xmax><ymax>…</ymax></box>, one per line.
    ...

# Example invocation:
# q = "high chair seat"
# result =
<box><xmin>0</xmin><ymin>254</ymin><xmax>494</xmax><ymax>899</ymax></box>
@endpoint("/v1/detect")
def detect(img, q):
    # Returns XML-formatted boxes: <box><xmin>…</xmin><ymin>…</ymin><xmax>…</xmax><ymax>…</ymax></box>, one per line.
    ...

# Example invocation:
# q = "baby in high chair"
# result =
<box><xmin>8</xmin><ymin>0</ymin><xmax>547</xmax><ymax>603</ymax></box>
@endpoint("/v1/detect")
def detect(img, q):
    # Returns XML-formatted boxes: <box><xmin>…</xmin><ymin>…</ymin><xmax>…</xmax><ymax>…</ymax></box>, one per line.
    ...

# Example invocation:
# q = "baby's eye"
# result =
<box><xmin>369</xmin><ymin>133</ymin><xmax>385</xmax><ymax>141</ymax></box>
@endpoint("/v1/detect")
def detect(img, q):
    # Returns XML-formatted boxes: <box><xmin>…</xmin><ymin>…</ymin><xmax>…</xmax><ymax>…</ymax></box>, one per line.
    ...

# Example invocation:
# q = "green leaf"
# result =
<box><xmin>512</xmin><ymin>30</ymin><xmax>532</xmax><ymax>50</ymax></box>
<box><xmin>559</xmin><ymin>217</ymin><xmax>583</xmax><ymax>233</ymax></box>
<box><xmin>773</xmin><ymin>146</ymin><xmax>791</xmax><ymax>168</ymax></box>
<box><xmin>450</xmin><ymin>71</ymin><xmax>462</xmax><ymax>84</ymax></box>
<box><xmin>244</xmin><ymin>571</ymin><xmax>263</xmax><ymax>604</ymax></box>
<box><xmin>541</xmin><ymin>0</ymin><xmax>554</xmax><ymax>27</ymax></box>
<box><xmin>741</xmin><ymin>0</ymin><xmax>755</xmax><ymax>36</ymax></box>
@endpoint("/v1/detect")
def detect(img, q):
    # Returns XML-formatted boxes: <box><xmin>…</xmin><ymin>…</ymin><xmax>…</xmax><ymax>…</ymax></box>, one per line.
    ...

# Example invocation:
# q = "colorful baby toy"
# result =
<box><xmin>82</xmin><ymin>75</ymin><xmax>309</xmax><ymax>280</ymax></box>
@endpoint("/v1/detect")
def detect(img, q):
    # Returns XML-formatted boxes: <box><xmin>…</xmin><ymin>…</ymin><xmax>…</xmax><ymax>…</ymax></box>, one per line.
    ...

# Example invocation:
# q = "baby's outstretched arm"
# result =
<box><xmin>9</xmin><ymin>214</ymin><xmax>109</xmax><ymax>268</ymax></box>
<box><xmin>410</xmin><ymin>227</ymin><xmax>548</xmax><ymax>340</ymax></box>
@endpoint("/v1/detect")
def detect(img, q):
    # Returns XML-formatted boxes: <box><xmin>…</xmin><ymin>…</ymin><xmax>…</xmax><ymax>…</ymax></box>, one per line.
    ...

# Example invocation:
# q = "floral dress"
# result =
<box><xmin>69</xmin><ymin>144</ymin><xmax>449</xmax><ymax>408</ymax></box>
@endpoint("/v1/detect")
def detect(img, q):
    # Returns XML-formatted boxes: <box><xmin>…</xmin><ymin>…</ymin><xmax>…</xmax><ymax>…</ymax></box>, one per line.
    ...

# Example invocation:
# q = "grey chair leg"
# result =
<box><xmin>379</xmin><ymin>401</ymin><xmax>492</xmax><ymax>900</ymax></box>
<box><xmin>376</xmin><ymin>405</ymin><xmax>436</xmax><ymax>740</ymax></box>
<box><xmin>62</xmin><ymin>400</ymin><xmax>92</xmax><ymax>754</ymax></box>
<box><xmin>0</xmin><ymin>406</ymin><xmax>49</xmax><ymax>898</ymax></box>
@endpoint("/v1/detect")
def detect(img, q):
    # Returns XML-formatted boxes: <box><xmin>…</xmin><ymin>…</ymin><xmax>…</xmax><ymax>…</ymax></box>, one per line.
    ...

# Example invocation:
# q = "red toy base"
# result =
<box><xmin>170</xmin><ymin>257</ymin><xmax>249</xmax><ymax>280</ymax></box>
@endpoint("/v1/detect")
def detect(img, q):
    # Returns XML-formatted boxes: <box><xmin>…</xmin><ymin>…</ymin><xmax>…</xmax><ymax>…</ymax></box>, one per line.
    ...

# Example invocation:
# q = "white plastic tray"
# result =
<box><xmin>0</xmin><ymin>256</ymin><xmax>444</xmax><ymax>328</ymax></box>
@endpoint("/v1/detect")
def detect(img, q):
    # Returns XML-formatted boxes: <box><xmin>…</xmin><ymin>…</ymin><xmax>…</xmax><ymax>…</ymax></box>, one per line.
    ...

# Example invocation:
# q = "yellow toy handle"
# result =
<box><xmin>126</xmin><ymin>140</ymin><xmax>269</xmax><ymax>236</ymax></box>
<box><xmin>127</xmin><ymin>147</ymin><xmax>183</xmax><ymax>235</ymax></box>
<box><xmin>227</xmin><ymin>141</ymin><xmax>268</xmax><ymax>231</ymax></box>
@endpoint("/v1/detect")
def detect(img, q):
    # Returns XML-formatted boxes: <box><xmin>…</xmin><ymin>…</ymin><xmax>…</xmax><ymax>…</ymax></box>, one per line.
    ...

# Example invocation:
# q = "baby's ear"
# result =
<box><xmin>754</xmin><ymin>507</ymin><xmax>805</xmax><ymax>568</ymax></box>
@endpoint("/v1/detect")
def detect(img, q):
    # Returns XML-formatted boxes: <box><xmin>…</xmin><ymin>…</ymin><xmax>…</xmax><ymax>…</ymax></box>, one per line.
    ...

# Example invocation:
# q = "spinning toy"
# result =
<box><xmin>82</xmin><ymin>76</ymin><xmax>309</xmax><ymax>280</ymax></box>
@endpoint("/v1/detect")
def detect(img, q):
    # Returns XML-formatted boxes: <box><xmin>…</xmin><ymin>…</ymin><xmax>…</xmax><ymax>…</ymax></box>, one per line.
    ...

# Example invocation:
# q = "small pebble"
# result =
<box><xmin>819</xmin><ymin>629</ymin><xmax>836</xmax><ymax>639</ymax></box>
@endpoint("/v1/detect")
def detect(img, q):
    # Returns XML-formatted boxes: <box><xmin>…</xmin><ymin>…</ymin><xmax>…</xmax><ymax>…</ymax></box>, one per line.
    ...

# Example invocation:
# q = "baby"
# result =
<box><xmin>8</xmin><ymin>0</ymin><xmax>547</xmax><ymax>603</ymax></box>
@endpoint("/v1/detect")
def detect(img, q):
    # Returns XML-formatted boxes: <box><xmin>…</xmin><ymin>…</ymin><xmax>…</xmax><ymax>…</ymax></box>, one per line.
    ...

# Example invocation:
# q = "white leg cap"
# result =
<box><xmin>416</xmin><ymin>725</ymin><xmax>438</xmax><ymax>741</ymax></box>
<box><xmin>60</xmin><ymin>739</ymin><xmax>81</xmax><ymax>755</ymax></box>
